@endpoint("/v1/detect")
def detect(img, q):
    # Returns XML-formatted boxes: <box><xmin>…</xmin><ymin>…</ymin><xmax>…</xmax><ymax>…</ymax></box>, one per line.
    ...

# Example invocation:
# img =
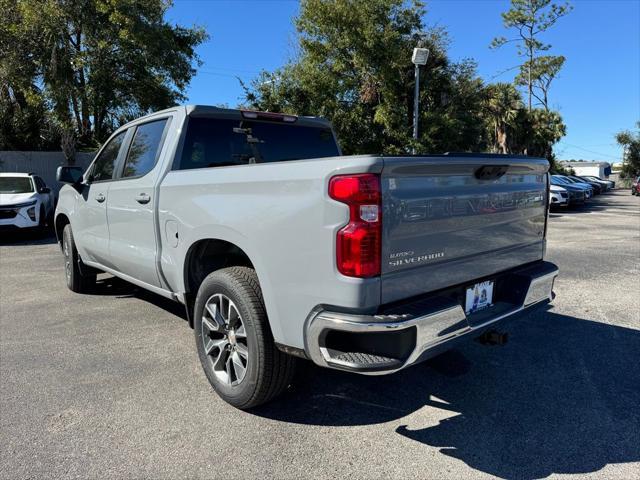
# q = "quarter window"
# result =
<box><xmin>91</xmin><ymin>132</ymin><xmax>126</xmax><ymax>182</ymax></box>
<box><xmin>122</xmin><ymin>119</ymin><xmax>168</xmax><ymax>178</ymax></box>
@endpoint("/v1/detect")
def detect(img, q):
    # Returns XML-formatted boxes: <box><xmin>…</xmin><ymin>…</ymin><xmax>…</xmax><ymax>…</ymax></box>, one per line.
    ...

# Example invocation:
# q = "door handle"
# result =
<box><xmin>95</xmin><ymin>193</ymin><xmax>106</xmax><ymax>203</ymax></box>
<box><xmin>135</xmin><ymin>193</ymin><xmax>151</xmax><ymax>204</ymax></box>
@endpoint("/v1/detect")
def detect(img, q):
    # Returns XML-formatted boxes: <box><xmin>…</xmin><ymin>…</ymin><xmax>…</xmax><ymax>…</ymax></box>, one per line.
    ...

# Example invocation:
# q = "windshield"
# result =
<box><xmin>0</xmin><ymin>177</ymin><xmax>34</xmax><ymax>194</ymax></box>
<box><xmin>552</xmin><ymin>176</ymin><xmax>569</xmax><ymax>184</ymax></box>
<box><xmin>179</xmin><ymin>117</ymin><xmax>340</xmax><ymax>170</ymax></box>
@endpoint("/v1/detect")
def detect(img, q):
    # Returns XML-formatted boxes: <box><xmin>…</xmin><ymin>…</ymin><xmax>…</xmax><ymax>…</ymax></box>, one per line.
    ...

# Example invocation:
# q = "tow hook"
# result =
<box><xmin>477</xmin><ymin>330</ymin><xmax>509</xmax><ymax>346</ymax></box>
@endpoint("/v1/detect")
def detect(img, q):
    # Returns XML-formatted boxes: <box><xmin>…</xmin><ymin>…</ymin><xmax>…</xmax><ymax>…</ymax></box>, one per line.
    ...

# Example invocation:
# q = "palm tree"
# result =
<box><xmin>485</xmin><ymin>83</ymin><xmax>522</xmax><ymax>154</ymax></box>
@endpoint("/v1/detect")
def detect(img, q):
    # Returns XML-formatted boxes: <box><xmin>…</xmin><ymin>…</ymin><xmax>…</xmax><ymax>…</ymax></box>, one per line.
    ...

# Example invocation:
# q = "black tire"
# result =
<box><xmin>194</xmin><ymin>267</ymin><xmax>296</xmax><ymax>409</ymax></box>
<box><xmin>37</xmin><ymin>206</ymin><xmax>47</xmax><ymax>232</ymax></box>
<box><xmin>62</xmin><ymin>224</ymin><xmax>96</xmax><ymax>293</ymax></box>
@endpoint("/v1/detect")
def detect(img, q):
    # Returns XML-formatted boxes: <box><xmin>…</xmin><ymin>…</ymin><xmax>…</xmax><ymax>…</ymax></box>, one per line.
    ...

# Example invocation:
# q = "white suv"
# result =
<box><xmin>0</xmin><ymin>173</ymin><xmax>55</xmax><ymax>230</ymax></box>
<box><xmin>550</xmin><ymin>184</ymin><xmax>570</xmax><ymax>207</ymax></box>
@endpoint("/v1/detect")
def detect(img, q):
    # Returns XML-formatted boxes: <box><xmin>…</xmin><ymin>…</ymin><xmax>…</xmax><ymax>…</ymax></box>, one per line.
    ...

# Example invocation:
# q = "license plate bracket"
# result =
<box><xmin>465</xmin><ymin>280</ymin><xmax>494</xmax><ymax>314</ymax></box>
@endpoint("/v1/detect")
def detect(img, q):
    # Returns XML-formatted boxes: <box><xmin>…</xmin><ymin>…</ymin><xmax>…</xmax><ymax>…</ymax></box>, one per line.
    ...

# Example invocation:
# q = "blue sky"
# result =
<box><xmin>168</xmin><ymin>0</ymin><xmax>640</xmax><ymax>163</ymax></box>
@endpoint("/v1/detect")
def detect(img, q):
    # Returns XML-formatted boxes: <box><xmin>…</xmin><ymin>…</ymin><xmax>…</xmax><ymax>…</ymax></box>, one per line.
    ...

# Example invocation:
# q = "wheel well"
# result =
<box><xmin>183</xmin><ymin>239</ymin><xmax>255</xmax><ymax>327</ymax></box>
<box><xmin>55</xmin><ymin>214</ymin><xmax>70</xmax><ymax>247</ymax></box>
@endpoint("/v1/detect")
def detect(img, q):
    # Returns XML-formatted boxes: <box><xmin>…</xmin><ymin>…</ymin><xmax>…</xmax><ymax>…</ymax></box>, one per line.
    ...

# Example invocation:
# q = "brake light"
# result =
<box><xmin>241</xmin><ymin>110</ymin><xmax>298</xmax><ymax>122</ymax></box>
<box><xmin>329</xmin><ymin>174</ymin><xmax>381</xmax><ymax>277</ymax></box>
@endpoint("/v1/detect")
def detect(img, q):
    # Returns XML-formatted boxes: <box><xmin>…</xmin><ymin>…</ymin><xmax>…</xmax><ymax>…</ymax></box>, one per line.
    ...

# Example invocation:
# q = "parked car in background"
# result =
<box><xmin>632</xmin><ymin>176</ymin><xmax>640</xmax><ymax>196</ymax></box>
<box><xmin>549</xmin><ymin>184</ymin><xmax>570</xmax><ymax>208</ymax></box>
<box><xmin>551</xmin><ymin>176</ymin><xmax>586</xmax><ymax>205</ymax></box>
<box><xmin>576</xmin><ymin>175</ymin><xmax>610</xmax><ymax>192</ymax></box>
<box><xmin>568</xmin><ymin>175</ymin><xmax>602</xmax><ymax>195</ymax></box>
<box><xmin>558</xmin><ymin>175</ymin><xmax>596</xmax><ymax>197</ymax></box>
<box><xmin>54</xmin><ymin>105</ymin><xmax>558</xmax><ymax>409</ymax></box>
<box><xmin>582</xmin><ymin>176</ymin><xmax>615</xmax><ymax>189</ymax></box>
<box><xmin>0</xmin><ymin>173</ymin><xmax>55</xmax><ymax>231</ymax></box>
<box><xmin>552</xmin><ymin>175</ymin><xmax>592</xmax><ymax>201</ymax></box>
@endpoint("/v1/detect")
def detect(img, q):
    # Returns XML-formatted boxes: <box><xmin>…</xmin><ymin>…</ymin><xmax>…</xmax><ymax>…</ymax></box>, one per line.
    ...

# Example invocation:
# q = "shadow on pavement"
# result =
<box><xmin>0</xmin><ymin>227</ymin><xmax>57</xmax><ymax>245</ymax></box>
<box><xmin>252</xmin><ymin>310</ymin><xmax>640</xmax><ymax>479</ymax></box>
<box><xmin>92</xmin><ymin>275</ymin><xmax>187</xmax><ymax>320</ymax></box>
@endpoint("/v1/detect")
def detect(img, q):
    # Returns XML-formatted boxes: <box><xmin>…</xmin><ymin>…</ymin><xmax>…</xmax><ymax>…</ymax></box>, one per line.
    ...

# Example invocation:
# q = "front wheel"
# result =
<box><xmin>194</xmin><ymin>267</ymin><xmax>297</xmax><ymax>409</ymax></box>
<box><xmin>62</xmin><ymin>224</ymin><xmax>96</xmax><ymax>293</ymax></box>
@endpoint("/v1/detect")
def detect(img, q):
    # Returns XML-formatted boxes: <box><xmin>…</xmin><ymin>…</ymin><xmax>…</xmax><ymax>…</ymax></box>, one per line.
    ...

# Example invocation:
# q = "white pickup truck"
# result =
<box><xmin>55</xmin><ymin>106</ymin><xmax>558</xmax><ymax>409</ymax></box>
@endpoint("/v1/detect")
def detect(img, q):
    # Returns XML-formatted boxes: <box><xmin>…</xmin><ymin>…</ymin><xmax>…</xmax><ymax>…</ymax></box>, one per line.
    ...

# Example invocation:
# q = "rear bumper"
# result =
<box><xmin>305</xmin><ymin>261</ymin><xmax>558</xmax><ymax>374</ymax></box>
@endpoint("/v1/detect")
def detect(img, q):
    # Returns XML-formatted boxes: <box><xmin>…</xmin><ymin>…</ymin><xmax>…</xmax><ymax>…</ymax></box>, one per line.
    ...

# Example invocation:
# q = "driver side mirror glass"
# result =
<box><xmin>56</xmin><ymin>166</ymin><xmax>84</xmax><ymax>185</ymax></box>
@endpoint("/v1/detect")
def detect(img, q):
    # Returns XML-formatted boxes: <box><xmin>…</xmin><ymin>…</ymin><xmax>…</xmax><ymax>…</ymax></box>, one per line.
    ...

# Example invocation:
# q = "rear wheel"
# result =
<box><xmin>194</xmin><ymin>267</ymin><xmax>296</xmax><ymax>409</ymax></box>
<box><xmin>62</xmin><ymin>224</ymin><xmax>96</xmax><ymax>293</ymax></box>
<box><xmin>37</xmin><ymin>206</ymin><xmax>47</xmax><ymax>232</ymax></box>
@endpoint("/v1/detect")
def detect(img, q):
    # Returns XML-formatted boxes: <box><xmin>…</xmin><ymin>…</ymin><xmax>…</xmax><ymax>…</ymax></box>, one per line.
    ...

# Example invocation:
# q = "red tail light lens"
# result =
<box><xmin>329</xmin><ymin>174</ymin><xmax>381</xmax><ymax>277</ymax></box>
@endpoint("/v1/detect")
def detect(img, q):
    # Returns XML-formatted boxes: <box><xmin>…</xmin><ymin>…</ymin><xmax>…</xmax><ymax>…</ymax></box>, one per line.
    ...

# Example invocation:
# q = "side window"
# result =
<box><xmin>91</xmin><ymin>132</ymin><xmax>126</xmax><ymax>182</ymax></box>
<box><xmin>122</xmin><ymin>119</ymin><xmax>168</xmax><ymax>178</ymax></box>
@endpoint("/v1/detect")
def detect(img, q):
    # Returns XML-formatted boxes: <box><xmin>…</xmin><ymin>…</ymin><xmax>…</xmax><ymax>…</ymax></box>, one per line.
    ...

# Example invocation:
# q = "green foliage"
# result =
<box><xmin>241</xmin><ymin>0</ymin><xmax>568</xmax><ymax>163</ymax></box>
<box><xmin>491</xmin><ymin>0</ymin><xmax>572</xmax><ymax>111</ymax></box>
<box><xmin>483</xmin><ymin>82</ymin><xmax>565</xmax><ymax>169</ymax></box>
<box><xmin>1</xmin><ymin>0</ymin><xmax>207</xmax><ymax>151</ymax></box>
<box><xmin>484</xmin><ymin>83</ymin><xmax>522</xmax><ymax>153</ymax></box>
<box><xmin>515</xmin><ymin>55</ymin><xmax>565</xmax><ymax>110</ymax></box>
<box><xmin>242</xmin><ymin>0</ymin><xmax>489</xmax><ymax>155</ymax></box>
<box><xmin>616</xmin><ymin>122</ymin><xmax>640</xmax><ymax>178</ymax></box>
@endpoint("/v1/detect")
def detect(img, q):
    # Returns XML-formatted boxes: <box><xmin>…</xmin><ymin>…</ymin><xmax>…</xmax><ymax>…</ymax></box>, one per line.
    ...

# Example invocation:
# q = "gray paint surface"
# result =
<box><xmin>1</xmin><ymin>191</ymin><xmax>638</xmax><ymax>479</ymax></box>
<box><xmin>381</xmin><ymin>157</ymin><xmax>548</xmax><ymax>303</ymax></box>
<box><xmin>56</xmin><ymin>106</ymin><xmax>550</xmax><ymax>351</ymax></box>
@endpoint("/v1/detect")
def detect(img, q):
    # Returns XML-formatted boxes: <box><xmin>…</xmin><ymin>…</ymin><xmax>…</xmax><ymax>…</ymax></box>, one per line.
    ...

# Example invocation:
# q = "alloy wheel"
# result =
<box><xmin>63</xmin><ymin>237</ymin><xmax>72</xmax><ymax>284</ymax></box>
<box><xmin>201</xmin><ymin>293</ymin><xmax>249</xmax><ymax>386</ymax></box>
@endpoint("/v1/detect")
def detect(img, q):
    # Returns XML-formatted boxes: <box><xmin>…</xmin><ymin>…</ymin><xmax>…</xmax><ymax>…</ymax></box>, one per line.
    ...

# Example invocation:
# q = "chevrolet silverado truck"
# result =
<box><xmin>55</xmin><ymin>106</ymin><xmax>558</xmax><ymax>409</ymax></box>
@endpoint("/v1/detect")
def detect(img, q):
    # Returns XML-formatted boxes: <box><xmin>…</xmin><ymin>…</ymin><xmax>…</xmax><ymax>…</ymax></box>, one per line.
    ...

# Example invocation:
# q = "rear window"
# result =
<box><xmin>0</xmin><ymin>177</ymin><xmax>33</xmax><ymax>193</ymax></box>
<box><xmin>178</xmin><ymin>117</ymin><xmax>339</xmax><ymax>170</ymax></box>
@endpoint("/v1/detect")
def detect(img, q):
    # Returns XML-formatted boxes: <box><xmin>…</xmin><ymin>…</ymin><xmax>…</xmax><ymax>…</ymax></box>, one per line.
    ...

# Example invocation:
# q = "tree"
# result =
<box><xmin>2</xmin><ymin>0</ymin><xmax>207</xmax><ymax>150</ymax></box>
<box><xmin>616</xmin><ymin>122</ymin><xmax>640</xmax><ymax>178</ymax></box>
<box><xmin>0</xmin><ymin>0</ymin><xmax>57</xmax><ymax>150</ymax></box>
<box><xmin>485</xmin><ymin>83</ymin><xmax>522</xmax><ymax>153</ymax></box>
<box><xmin>242</xmin><ymin>0</ymin><xmax>489</xmax><ymax>155</ymax></box>
<box><xmin>516</xmin><ymin>55</ymin><xmax>565</xmax><ymax>110</ymax></box>
<box><xmin>491</xmin><ymin>0</ymin><xmax>572</xmax><ymax>111</ymax></box>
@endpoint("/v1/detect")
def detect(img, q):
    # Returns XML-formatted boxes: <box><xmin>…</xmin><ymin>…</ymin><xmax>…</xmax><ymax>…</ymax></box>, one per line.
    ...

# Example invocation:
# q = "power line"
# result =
<box><xmin>557</xmin><ymin>142</ymin><xmax>620</xmax><ymax>160</ymax></box>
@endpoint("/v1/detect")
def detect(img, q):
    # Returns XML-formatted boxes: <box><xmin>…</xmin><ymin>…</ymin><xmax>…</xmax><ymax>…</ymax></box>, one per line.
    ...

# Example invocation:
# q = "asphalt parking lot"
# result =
<box><xmin>1</xmin><ymin>190</ymin><xmax>639</xmax><ymax>480</ymax></box>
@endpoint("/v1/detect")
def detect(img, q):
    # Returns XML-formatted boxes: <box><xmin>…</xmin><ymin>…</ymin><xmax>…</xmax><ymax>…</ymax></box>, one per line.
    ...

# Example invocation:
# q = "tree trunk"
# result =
<box><xmin>497</xmin><ymin>125</ymin><xmax>508</xmax><ymax>154</ymax></box>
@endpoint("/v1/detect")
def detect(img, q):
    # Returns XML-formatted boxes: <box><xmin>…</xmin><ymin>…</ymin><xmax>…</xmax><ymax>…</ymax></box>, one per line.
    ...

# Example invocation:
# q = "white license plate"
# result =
<box><xmin>465</xmin><ymin>280</ymin><xmax>494</xmax><ymax>314</ymax></box>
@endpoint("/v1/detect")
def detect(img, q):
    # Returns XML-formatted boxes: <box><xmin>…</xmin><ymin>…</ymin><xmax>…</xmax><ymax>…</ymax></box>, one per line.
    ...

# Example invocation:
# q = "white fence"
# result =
<box><xmin>0</xmin><ymin>151</ymin><xmax>96</xmax><ymax>195</ymax></box>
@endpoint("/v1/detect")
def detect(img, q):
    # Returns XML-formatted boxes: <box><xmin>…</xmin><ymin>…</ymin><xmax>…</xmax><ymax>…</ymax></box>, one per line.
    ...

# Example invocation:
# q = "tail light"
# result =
<box><xmin>329</xmin><ymin>174</ymin><xmax>381</xmax><ymax>277</ymax></box>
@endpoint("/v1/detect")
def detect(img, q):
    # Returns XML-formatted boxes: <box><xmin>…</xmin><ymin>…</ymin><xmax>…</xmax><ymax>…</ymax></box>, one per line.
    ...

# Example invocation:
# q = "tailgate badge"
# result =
<box><xmin>389</xmin><ymin>250</ymin><xmax>445</xmax><ymax>267</ymax></box>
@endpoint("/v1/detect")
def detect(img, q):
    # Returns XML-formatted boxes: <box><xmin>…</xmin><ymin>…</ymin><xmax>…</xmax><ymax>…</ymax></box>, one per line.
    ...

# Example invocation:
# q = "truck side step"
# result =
<box><xmin>330</xmin><ymin>351</ymin><xmax>403</xmax><ymax>370</ymax></box>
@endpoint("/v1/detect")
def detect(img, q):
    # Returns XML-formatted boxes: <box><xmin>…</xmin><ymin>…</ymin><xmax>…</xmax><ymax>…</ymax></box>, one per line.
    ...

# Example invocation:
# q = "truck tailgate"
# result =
<box><xmin>381</xmin><ymin>155</ymin><xmax>548</xmax><ymax>304</ymax></box>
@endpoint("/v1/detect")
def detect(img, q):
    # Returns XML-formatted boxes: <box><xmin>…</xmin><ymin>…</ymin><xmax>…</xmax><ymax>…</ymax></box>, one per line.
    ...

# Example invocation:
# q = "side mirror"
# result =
<box><xmin>56</xmin><ymin>166</ymin><xmax>84</xmax><ymax>185</ymax></box>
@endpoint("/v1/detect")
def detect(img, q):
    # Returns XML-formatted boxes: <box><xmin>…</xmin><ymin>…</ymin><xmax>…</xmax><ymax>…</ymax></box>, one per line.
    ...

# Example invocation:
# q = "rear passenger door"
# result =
<box><xmin>107</xmin><ymin>118</ymin><xmax>170</xmax><ymax>287</ymax></box>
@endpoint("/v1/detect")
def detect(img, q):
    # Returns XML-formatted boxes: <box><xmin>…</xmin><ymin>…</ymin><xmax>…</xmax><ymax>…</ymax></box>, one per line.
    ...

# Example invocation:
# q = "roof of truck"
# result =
<box><xmin>112</xmin><ymin>105</ymin><xmax>332</xmax><ymax>131</ymax></box>
<box><xmin>186</xmin><ymin>105</ymin><xmax>332</xmax><ymax>127</ymax></box>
